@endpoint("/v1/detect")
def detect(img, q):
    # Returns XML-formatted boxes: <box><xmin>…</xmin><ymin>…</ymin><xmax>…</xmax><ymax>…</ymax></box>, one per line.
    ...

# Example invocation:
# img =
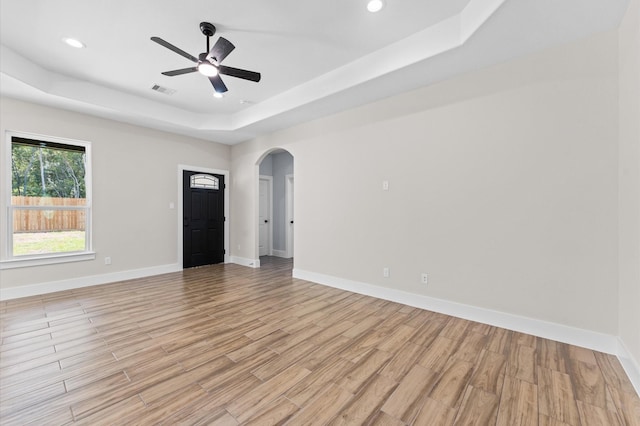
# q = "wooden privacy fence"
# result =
<box><xmin>12</xmin><ymin>196</ymin><xmax>86</xmax><ymax>232</ymax></box>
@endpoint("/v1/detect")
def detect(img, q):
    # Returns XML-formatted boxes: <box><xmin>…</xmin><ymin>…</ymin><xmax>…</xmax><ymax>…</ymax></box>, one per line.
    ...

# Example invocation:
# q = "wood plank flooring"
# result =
<box><xmin>1</xmin><ymin>256</ymin><xmax>639</xmax><ymax>425</ymax></box>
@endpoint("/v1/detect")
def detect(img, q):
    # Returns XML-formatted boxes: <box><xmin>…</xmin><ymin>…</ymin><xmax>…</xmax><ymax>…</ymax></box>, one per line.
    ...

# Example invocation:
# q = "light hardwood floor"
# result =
<box><xmin>1</xmin><ymin>257</ymin><xmax>639</xmax><ymax>425</ymax></box>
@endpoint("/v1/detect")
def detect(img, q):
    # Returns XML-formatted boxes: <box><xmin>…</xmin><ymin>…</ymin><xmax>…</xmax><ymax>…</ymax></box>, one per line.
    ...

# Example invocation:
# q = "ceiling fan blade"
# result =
<box><xmin>151</xmin><ymin>37</ymin><xmax>198</xmax><ymax>63</ymax></box>
<box><xmin>218</xmin><ymin>65</ymin><xmax>261</xmax><ymax>82</ymax></box>
<box><xmin>162</xmin><ymin>67</ymin><xmax>198</xmax><ymax>76</ymax></box>
<box><xmin>207</xmin><ymin>37</ymin><xmax>235</xmax><ymax>63</ymax></box>
<box><xmin>208</xmin><ymin>74</ymin><xmax>228</xmax><ymax>93</ymax></box>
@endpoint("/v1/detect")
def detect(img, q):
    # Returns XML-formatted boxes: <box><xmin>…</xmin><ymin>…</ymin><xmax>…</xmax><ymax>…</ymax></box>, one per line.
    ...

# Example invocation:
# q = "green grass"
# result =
<box><xmin>13</xmin><ymin>231</ymin><xmax>85</xmax><ymax>256</ymax></box>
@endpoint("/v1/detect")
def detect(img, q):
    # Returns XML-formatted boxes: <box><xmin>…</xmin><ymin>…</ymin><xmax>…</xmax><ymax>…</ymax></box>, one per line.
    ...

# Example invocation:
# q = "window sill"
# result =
<box><xmin>0</xmin><ymin>252</ymin><xmax>96</xmax><ymax>270</ymax></box>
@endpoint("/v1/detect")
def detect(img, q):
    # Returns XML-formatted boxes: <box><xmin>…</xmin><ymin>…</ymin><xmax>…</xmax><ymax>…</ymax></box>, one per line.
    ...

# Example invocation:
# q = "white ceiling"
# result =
<box><xmin>0</xmin><ymin>0</ymin><xmax>630</xmax><ymax>145</ymax></box>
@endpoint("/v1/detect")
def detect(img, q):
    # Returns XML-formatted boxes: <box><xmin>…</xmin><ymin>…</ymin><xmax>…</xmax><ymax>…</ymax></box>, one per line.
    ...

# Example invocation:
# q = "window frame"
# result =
<box><xmin>1</xmin><ymin>131</ymin><xmax>95</xmax><ymax>269</ymax></box>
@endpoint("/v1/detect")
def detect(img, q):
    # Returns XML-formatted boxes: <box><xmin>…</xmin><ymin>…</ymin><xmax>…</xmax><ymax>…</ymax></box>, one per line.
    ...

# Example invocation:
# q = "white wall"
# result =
<box><xmin>231</xmin><ymin>30</ymin><xmax>620</xmax><ymax>336</ymax></box>
<box><xmin>618</xmin><ymin>0</ymin><xmax>640</xmax><ymax>378</ymax></box>
<box><xmin>0</xmin><ymin>97</ymin><xmax>230</xmax><ymax>290</ymax></box>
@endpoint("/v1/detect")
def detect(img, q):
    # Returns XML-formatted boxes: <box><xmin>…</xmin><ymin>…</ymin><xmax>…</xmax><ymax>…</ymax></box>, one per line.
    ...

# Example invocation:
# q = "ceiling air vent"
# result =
<box><xmin>151</xmin><ymin>84</ymin><xmax>176</xmax><ymax>95</ymax></box>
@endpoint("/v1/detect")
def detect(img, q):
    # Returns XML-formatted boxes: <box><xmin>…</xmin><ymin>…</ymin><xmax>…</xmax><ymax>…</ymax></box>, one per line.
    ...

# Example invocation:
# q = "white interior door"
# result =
<box><xmin>259</xmin><ymin>177</ymin><xmax>272</xmax><ymax>256</ymax></box>
<box><xmin>285</xmin><ymin>175</ymin><xmax>294</xmax><ymax>258</ymax></box>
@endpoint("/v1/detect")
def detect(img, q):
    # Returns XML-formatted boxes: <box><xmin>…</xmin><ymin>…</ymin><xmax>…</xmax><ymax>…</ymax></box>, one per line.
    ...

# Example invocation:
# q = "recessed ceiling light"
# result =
<box><xmin>63</xmin><ymin>37</ymin><xmax>85</xmax><ymax>48</ymax></box>
<box><xmin>213</xmin><ymin>92</ymin><xmax>223</xmax><ymax>99</ymax></box>
<box><xmin>367</xmin><ymin>0</ymin><xmax>385</xmax><ymax>12</ymax></box>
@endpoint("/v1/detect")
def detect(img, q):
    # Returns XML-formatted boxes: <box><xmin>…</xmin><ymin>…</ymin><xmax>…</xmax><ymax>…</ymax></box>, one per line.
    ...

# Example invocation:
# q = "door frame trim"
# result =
<box><xmin>178</xmin><ymin>165</ymin><xmax>230</xmax><ymax>267</ymax></box>
<box><xmin>285</xmin><ymin>174</ymin><xmax>294</xmax><ymax>259</ymax></box>
<box><xmin>258</xmin><ymin>175</ymin><xmax>273</xmax><ymax>257</ymax></box>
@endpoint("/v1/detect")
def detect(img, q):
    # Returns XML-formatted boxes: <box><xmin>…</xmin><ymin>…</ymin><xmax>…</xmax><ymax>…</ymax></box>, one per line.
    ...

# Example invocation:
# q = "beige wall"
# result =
<box><xmin>0</xmin><ymin>6</ymin><xmax>635</xmax><ymax>364</ymax></box>
<box><xmin>231</xmin><ymin>30</ymin><xmax>620</xmax><ymax>334</ymax></box>
<box><xmin>618</xmin><ymin>0</ymin><xmax>640</xmax><ymax>368</ymax></box>
<box><xmin>0</xmin><ymin>97</ymin><xmax>230</xmax><ymax>288</ymax></box>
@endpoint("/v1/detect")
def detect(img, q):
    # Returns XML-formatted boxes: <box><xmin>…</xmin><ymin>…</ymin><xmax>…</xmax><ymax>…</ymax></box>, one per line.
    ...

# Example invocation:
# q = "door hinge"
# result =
<box><xmin>223</xmin><ymin>249</ymin><xmax>226</xmax><ymax>254</ymax></box>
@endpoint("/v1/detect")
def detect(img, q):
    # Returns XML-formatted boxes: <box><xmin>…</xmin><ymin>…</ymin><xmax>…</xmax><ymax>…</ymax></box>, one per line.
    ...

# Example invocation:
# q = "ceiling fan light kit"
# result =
<box><xmin>151</xmin><ymin>21</ymin><xmax>261</xmax><ymax>95</ymax></box>
<box><xmin>197</xmin><ymin>61</ymin><xmax>218</xmax><ymax>77</ymax></box>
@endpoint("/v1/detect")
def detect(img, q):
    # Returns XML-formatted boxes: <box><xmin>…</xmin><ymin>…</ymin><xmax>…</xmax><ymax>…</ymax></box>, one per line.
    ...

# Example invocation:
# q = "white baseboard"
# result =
<box><xmin>293</xmin><ymin>268</ymin><xmax>640</xmax><ymax>395</ymax></box>
<box><xmin>3</xmin><ymin>262</ymin><xmax>637</xmax><ymax>395</ymax></box>
<box><xmin>229</xmin><ymin>256</ymin><xmax>260</xmax><ymax>268</ymax></box>
<box><xmin>618</xmin><ymin>338</ymin><xmax>640</xmax><ymax>396</ymax></box>
<box><xmin>1</xmin><ymin>257</ymin><xmax>261</xmax><ymax>300</ymax></box>
<box><xmin>0</xmin><ymin>263</ymin><xmax>182</xmax><ymax>300</ymax></box>
<box><xmin>292</xmin><ymin>269</ymin><xmax>619</xmax><ymax>355</ymax></box>
<box><xmin>271</xmin><ymin>250</ymin><xmax>289</xmax><ymax>258</ymax></box>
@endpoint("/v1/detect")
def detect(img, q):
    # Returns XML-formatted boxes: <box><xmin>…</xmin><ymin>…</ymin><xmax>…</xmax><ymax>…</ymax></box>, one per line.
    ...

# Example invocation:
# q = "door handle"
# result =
<box><xmin>264</xmin><ymin>220</ymin><xmax>268</xmax><ymax>223</ymax></box>
<box><xmin>290</xmin><ymin>220</ymin><xmax>294</xmax><ymax>224</ymax></box>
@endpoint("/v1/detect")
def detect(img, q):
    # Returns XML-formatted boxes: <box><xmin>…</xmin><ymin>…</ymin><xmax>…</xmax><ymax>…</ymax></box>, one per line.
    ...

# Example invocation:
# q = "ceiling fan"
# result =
<box><xmin>151</xmin><ymin>22</ymin><xmax>261</xmax><ymax>94</ymax></box>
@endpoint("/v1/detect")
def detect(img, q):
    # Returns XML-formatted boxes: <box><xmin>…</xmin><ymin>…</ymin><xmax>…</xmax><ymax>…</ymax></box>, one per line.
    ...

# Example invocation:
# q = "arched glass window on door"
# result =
<box><xmin>190</xmin><ymin>174</ymin><xmax>219</xmax><ymax>190</ymax></box>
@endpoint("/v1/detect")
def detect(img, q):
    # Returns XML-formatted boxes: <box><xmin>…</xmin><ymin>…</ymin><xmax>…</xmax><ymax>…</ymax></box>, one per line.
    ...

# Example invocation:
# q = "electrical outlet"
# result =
<box><xmin>105</xmin><ymin>257</ymin><xmax>112</xmax><ymax>265</ymax></box>
<box><xmin>421</xmin><ymin>273</ymin><xmax>428</xmax><ymax>285</ymax></box>
<box><xmin>382</xmin><ymin>180</ymin><xmax>389</xmax><ymax>191</ymax></box>
<box><xmin>383</xmin><ymin>267</ymin><xmax>390</xmax><ymax>278</ymax></box>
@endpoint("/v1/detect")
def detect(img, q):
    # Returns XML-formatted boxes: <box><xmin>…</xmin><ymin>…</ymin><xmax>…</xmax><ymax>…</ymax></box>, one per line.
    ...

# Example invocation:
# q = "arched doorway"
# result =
<box><xmin>256</xmin><ymin>149</ymin><xmax>294</xmax><ymax>267</ymax></box>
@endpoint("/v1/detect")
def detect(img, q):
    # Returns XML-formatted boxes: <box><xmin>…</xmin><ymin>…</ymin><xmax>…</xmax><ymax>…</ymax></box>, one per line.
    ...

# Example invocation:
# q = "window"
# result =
<box><xmin>2</xmin><ymin>132</ymin><xmax>93</xmax><ymax>268</ymax></box>
<box><xmin>190</xmin><ymin>174</ymin><xmax>219</xmax><ymax>189</ymax></box>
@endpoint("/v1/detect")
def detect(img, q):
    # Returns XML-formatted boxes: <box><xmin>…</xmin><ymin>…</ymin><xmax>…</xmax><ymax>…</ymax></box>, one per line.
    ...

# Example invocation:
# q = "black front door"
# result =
<box><xmin>183</xmin><ymin>170</ymin><xmax>224</xmax><ymax>268</ymax></box>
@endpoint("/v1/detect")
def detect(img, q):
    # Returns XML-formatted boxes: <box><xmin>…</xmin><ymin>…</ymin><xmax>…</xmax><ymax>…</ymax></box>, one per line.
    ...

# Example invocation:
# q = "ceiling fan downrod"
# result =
<box><xmin>200</xmin><ymin>22</ymin><xmax>216</xmax><ymax>53</ymax></box>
